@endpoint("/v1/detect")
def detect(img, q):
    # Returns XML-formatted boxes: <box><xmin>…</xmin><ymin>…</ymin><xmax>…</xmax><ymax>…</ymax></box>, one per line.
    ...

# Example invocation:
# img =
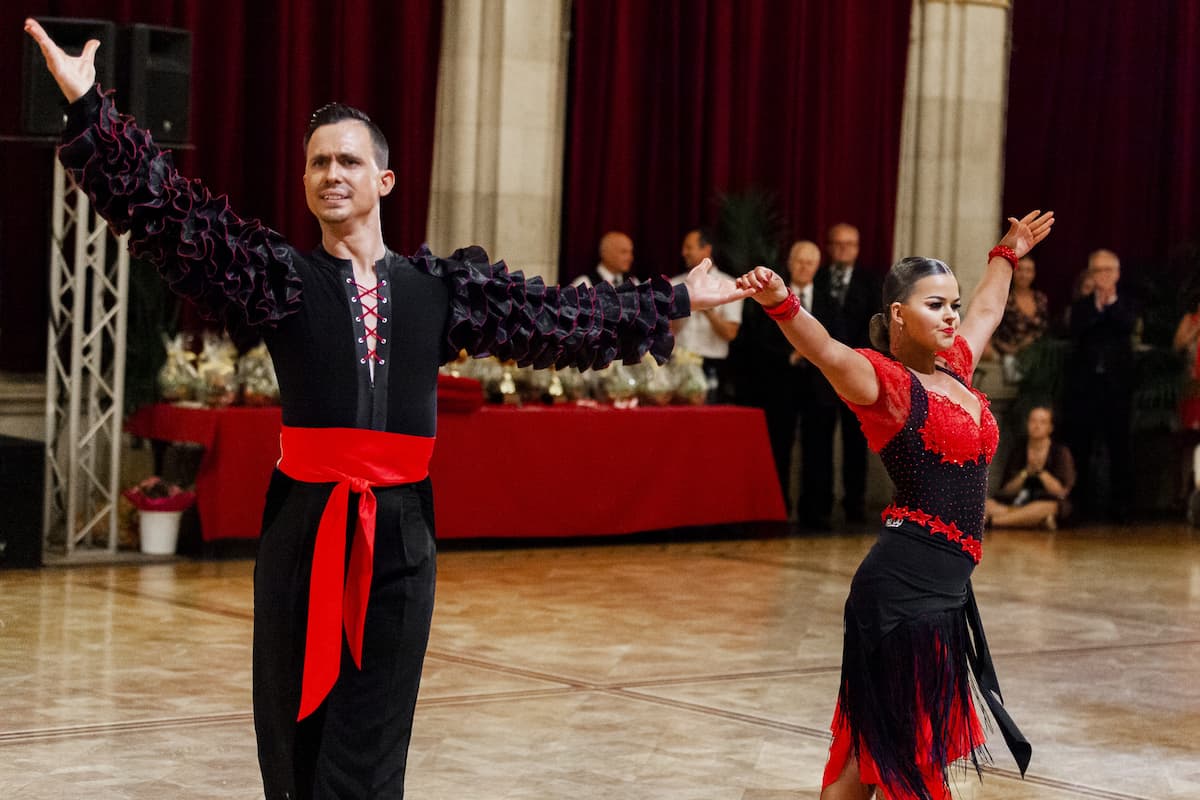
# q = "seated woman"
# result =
<box><xmin>986</xmin><ymin>405</ymin><xmax>1075</xmax><ymax>529</ymax></box>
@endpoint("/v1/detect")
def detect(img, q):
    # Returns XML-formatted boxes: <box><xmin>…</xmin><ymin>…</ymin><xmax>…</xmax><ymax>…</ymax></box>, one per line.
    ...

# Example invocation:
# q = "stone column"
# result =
<box><xmin>426</xmin><ymin>0</ymin><xmax>570</xmax><ymax>281</ymax></box>
<box><xmin>892</xmin><ymin>0</ymin><xmax>1011</xmax><ymax>301</ymax></box>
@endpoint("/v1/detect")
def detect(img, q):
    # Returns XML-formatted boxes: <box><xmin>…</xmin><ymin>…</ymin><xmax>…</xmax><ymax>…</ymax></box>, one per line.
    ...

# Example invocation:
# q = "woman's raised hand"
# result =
<box><xmin>998</xmin><ymin>210</ymin><xmax>1055</xmax><ymax>260</ymax></box>
<box><xmin>24</xmin><ymin>18</ymin><xmax>97</xmax><ymax>103</ymax></box>
<box><xmin>736</xmin><ymin>266</ymin><xmax>789</xmax><ymax>307</ymax></box>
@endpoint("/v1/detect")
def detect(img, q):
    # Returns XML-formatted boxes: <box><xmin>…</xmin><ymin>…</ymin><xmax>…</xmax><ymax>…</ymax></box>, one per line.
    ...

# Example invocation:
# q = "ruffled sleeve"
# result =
<box><xmin>410</xmin><ymin>245</ymin><xmax>689</xmax><ymax>369</ymax></box>
<box><xmin>840</xmin><ymin>348</ymin><xmax>912</xmax><ymax>452</ymax></box>
<box><xmin>937</xmin><ymin>335</ymin><xmax>976</xmax><ymax>387</ymax></box>
<box><xmin>58</xmin><ymin>87</ymin><xmax>302</xmax><ymax>330</ymax></box>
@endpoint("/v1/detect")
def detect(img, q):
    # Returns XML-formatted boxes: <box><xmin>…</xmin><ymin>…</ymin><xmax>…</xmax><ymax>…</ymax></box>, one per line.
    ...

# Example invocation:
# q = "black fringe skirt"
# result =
<box><xmin>822</xmin><ymin>522</ymin><xmax>1030</xmax><ymax>800</ymax></box>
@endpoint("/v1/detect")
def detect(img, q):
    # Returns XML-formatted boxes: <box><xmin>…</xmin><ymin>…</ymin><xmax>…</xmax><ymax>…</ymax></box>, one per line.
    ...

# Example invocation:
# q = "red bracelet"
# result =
<box><xmin>988</xmin><ymin>245</ymin><xmax>1019</xmax><ymax>269</ymax></box>
<box><xmin>764</xmin><ymin>292</ymin><xmax>801</xmax><ymax>321</ymax></box>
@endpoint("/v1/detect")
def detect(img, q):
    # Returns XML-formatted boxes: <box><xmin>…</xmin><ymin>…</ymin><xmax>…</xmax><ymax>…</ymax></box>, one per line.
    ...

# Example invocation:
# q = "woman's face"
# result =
<box><xmin>1027</xmin><ymin>407</ymin><xmax>1053</xmax><ymax>439</ymax></box>
<box><xmin>892</xmin><ymin>272</ymin><xmax>961</xmax><ymax>353</ymax></box>
<box><xmin>1014</xmin><ymin>258</ymin><xmax>1036</xmax><ymax>290</ymax></box>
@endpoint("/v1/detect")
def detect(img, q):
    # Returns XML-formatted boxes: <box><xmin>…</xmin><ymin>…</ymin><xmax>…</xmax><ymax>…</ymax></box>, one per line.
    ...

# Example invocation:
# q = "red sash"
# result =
<box><xmin>278</xmin><ymin>425</ymin><xmax>436</xmax><ymax>720</ymax></box>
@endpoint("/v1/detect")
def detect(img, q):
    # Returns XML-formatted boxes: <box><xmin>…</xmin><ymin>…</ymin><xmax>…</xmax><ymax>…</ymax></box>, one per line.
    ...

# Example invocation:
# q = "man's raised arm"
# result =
<box><xmin>24</xmin><ymin>18</ymin><xmax>96</xmax><ymax>103</ymax></box>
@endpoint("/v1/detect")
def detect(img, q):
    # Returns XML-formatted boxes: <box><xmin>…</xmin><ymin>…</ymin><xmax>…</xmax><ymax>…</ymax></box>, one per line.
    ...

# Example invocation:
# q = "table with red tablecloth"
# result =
<box><xmin>126</xmin><ymin>403</ymin><xmax>282</xmax><ymax>541</ymax></box>
<box><xmin>126</xmin><ymin>403</ymin><xmax>785</xmax><ymax>541</ymax></box>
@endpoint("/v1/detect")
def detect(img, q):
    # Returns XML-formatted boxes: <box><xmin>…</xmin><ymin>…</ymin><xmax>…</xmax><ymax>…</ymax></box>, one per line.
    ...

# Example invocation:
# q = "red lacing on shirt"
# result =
<box><xmin>882</xmin><ymin>503</ymin><xmax>982</xmax><ymax>563</ymax></box>
<box><xmin>918</xmin><ymin>390</ymin><xmax>999</xmax><ymax>465</ymax></box>
<box><xmin>353</xmin><ymin>281</ymin><xmax>385</xmax><ymax>365</ymax></box>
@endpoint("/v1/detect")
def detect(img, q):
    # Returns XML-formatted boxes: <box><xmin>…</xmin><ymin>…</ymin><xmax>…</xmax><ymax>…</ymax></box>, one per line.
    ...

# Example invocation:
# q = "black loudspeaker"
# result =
<box><xmin>0</xmin><ymin>435</ymin><xmax>43</xmax><ymax>569</ymax></box>
<box><xmin>120</xmin><ymin>24</ymin><xmax>192</xmax><ymax>144</ymax></box>
<box><xmin>21</xmin><ymin>18</ymin><xmax>118</xmax><ymax>136</ymax></box>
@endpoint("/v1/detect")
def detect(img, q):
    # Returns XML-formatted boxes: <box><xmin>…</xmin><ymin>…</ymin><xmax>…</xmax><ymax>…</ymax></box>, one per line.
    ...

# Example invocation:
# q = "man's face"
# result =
<box><xmin>827</xmin><ymin>225</ymin><xmax>860</xmax><ymax>266</ymax></box>
<box><xmin>680</xmin><ymin>231</ymin><xmax>712</xmax><ymax>269</ymax></box>
<box><xmin>1088</xmin><ymin>252</ymin><xmax>1120</xmax><ymax>293</ymax></box>
<box><xmin>303</xmin><ymin>120</ymin><xmax>393</xmax><ymax>226</ymax></box>
<box><xmin>601</xmin><ymin>235</ymin><xmax>634</xmax><ymax>274</ymax></box>
<box><xmin>788</xmin><ymin>244</ymin><xmax>820</xmax><ymax>287</ymax></box>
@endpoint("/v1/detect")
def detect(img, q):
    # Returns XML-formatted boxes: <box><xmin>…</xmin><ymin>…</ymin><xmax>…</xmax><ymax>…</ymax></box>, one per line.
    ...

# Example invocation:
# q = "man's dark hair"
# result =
<box><xmin>304</xmin><ymin>103</ymin><xmax>389</xmax><ymax>170</ymax></box>
<box><xmin>691</xmin><ymin>227</ymin><xmax>713</xmax><ymax>248</ymax></box>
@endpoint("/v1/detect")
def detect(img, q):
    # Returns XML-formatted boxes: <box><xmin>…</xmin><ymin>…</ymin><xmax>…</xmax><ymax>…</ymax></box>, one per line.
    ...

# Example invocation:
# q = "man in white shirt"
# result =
<box><xmin>570</xmin><ymin>231</ymin><xmax>637</xmax><ymax>288</ymax></box>
<box><xmin>670</xmin><ymin>228</ymin><xmax>742</xmax><ymax>400</ymax></box>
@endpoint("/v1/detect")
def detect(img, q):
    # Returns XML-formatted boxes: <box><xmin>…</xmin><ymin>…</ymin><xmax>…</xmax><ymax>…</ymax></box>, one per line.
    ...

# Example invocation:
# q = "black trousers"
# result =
<box><xmin>801</xmin><ymin>400</ymin><xmax>868</xmax><ymax>519</ymax></box>
<box><xmin>1065</xmin><ymin>375</ymin><xmax>1133</xmax><ymax>519</ymax></box>
<box><xmin>254</xmin><ymin>474</ymin><xmax>437</xmax><ymax>799</ymax></box>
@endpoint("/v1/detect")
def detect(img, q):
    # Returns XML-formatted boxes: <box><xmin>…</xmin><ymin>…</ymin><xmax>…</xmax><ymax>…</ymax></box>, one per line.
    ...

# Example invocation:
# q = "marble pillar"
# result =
<box><xmin>892</xmin><ymin>0</ymin><xmax>1012</xmax><ymax>302</ymax></box>
<box><xmin>426</xmin><ymin>0</ymin><xmax>570</xmax><ymax>282</ymax></box>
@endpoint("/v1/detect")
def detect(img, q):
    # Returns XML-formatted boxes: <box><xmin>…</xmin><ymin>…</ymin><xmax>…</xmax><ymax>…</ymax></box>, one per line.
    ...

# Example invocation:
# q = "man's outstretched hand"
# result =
<box><xmin>685</xmin><ymin>258</ymin><xmax>754</xmax><ymax>311</ymax></box>
<box><xmin>24</xmin><ymin>18</ymin><xmax>97</xmax><ymax>103</ymax></box>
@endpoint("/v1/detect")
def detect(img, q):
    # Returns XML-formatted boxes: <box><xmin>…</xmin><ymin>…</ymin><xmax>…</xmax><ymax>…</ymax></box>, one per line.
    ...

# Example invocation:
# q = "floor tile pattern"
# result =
<box><xmin>0</xmin><ymin>525</ymin><xmax>1196</xmax><ymax>798</ymax></box>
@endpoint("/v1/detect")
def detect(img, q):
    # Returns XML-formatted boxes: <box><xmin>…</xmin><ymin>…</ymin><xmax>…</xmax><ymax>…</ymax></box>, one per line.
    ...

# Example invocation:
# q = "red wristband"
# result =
<box><xmin>764</xmin><ymin>292</ymin><xmax>801</xmax><ymax>321</ymax></box>
<box><xmin>989</xmin><ymin>245</ymin><xmax>1019</xmax><ymax>269</ymax></box>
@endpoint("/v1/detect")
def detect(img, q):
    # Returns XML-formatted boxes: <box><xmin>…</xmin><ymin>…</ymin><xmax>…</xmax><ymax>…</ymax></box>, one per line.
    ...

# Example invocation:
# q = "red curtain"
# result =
<box><xmin>561</xmin><ymin>0</ymin><xmax>913</xmax><ymax>283</ymax></box>
<box><xmin>1003</xmin><ymin>0</ymin><xmax>1200</xmax><ymax>306</ymax></box>
<box><xmin>0</xmin><ymin>0</ymin><xmax>442</xmax><ymax>371</ymax></box>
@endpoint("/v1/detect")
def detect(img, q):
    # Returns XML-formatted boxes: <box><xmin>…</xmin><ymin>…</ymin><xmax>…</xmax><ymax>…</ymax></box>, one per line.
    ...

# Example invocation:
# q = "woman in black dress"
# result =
<box><xmin>738</xmin><ymin>210</ymin><xmax>1053</xmax><ymax>800</ymax></box>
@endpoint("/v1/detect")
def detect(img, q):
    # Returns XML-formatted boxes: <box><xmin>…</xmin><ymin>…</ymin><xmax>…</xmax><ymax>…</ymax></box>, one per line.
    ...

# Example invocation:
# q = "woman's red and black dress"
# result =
<box><xmin>823</xmin><ymin>337</ymin><xmax>1031</xmax><ymax>800</ymax></box>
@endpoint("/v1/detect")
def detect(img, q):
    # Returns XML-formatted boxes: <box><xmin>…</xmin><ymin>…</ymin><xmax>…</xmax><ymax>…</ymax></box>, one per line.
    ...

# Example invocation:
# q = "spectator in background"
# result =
<box><xmin>1058</xmin><ymin>267</ymin><xmax>1095</xmax><ymax>334</ymax></box>
<box><xmin>571</xmin><ymin>231</ymin><xmax>636</xmax><ymax>287</ymax></box>
<box><xmin>1171</xmin><ymin>296</ymin><xmax>1200</xmax><ymax>523</ymax></box>
<box><xmin>671</xmin><ymin>228</ymin><xmax>742</xmax><ymax>400</ymax></box>
<box><xmin>729</xmin><ymin>240</ymin><xmax>820</xmax><ymax>512</ymax></box>
<box><xmin>1173</xmin><ymin>295</ymin><xmax>1200</xmax><ymax>431</ymax></box>
<box><xmin>1064</xmin><ymin>249</ymin><xmax>1137</xmax><ymax>522</ymax></box>
<box><xmin>806</xmin><ymin>223</ymin><xmax>879</xmax><ymax>526</ymax></box>
<box><xmin>988</xmin><ymin>255</ymin><xmax>1050</xmax><ymax>382</ymax></box>
<box><xmin>986</xmin><ymin>406</ymin><xmax>1075</xmax><ymax>529</ymax></box>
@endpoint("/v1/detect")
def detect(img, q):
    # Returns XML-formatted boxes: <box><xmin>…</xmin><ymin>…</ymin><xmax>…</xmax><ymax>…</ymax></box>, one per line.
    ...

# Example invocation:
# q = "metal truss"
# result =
<box><xmin>42</xmin><ymin>158</ymin><xmax>129</xmax><ymax>558</ymax></box>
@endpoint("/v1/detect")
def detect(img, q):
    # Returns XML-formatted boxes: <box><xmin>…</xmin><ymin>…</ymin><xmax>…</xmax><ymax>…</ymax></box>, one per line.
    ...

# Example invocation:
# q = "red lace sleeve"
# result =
<box><xmin>937</xmin><ymin>336</ymin><xmax>976</xmax><ymax>387</ymax></box>
<box><xmin>840</xmin><ymin>348</ymin><xmax>912</xmax><ymax>452</ymax></box>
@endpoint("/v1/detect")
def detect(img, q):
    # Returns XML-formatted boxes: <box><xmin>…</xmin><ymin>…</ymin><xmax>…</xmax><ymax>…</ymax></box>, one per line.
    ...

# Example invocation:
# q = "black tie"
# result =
<box><xmin>830</xmin><ymin>266</ymin><xmax>849</xmax><ymax>305</ymax></box>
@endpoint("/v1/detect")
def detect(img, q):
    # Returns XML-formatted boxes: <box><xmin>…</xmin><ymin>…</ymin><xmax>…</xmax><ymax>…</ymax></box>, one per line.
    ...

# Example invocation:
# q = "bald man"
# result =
<box><xmin>806</xmin><ymin>223</ymin><xmax>879</xmax><ymax>527</ymax></box>
<box><xmin>571</xmin><ymin>231</ymin><xmax>637</xmax><ymax>288</ymax></box>
<box><xmin>1064</xmin><ymin>248</ymin><xmax>1137</xmax><ymax>522</ymax></box>
<box><xmin>733</xmin><ymin>240</ymin><xmax>821</xmax><ymax>513</ymax></box>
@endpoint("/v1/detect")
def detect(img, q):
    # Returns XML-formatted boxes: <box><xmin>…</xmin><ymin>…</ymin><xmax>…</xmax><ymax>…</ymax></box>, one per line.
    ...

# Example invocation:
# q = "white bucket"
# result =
<box><xmin>139</xmin><ymin>510</ymin><xmax>182</xmax><ymax>555</ymax></box>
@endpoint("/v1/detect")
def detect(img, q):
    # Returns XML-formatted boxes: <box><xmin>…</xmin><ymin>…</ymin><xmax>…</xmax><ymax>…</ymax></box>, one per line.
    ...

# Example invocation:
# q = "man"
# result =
<box><xmin>732</xmin><ymin>240</ymin><xmax>819</xmax><ymax>511</ymax></box>
<box><xmin>1064</xmin><ymin>248</ymin><xmax>1137</xmax><ymax>521</ymax></box>
<box><xmin>25</xmin><ymin>19</ymin><xmax>745</xmax><ymax>799</ymax></box>
<box><xmin>806</xmin><ymin>223</ymin><xmax>878</xmax><ymax>526</ymax></box>
<box><xmin>570</xmin><ymin>230</ymin><xmax>636</xmax><ymax>287</ymax></box>
<box><xmin>670</xmin><ymin>228</ymin><xmax>742</xmax><ymax>400</ymax></box>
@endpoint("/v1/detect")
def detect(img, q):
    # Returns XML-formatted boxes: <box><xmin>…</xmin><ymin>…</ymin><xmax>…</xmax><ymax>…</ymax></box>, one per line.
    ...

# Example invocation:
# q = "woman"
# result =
<box><xmin>738</xmin><ymin>209</ymin><xmax>1053</xmax><ymax>800</ymax></box>
<box><xmin>1173</xmin><ymin>298</ymin><xmax>1200</xmax><ymax>431</ymax></box>
<box><xmin>1172</xmin><ymin>299</ymin><xmax>1200</xmax><ymax>523</ymax></box>
<box><xmin>986</xmin><ymin>406</ymin><xmax>1075</xmax><ymax>529</ymax></box>
<box><xmin>989</xmin><ymin>256</ymin><xmax>1050</xmax><ymax>382</ymax></box>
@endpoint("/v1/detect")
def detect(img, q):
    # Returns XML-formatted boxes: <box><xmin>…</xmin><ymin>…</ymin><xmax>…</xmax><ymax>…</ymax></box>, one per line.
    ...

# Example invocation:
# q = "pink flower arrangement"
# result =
<box><xmin>122</xmin><ymin>476</ymin><xmax>196</xmax><ymax>512</ymax></box>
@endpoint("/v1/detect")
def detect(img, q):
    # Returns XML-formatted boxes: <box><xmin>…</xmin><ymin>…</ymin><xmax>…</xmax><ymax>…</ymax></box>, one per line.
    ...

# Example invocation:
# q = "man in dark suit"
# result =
<box><xmin>1064</xmin><ymin>248</ymin><xmax>1137</xmax><ymax>522</ymax></box>
<box><xmin>803</xmin><ymin>223</ymin><xmax>879</xmax><ymax>527</ymax></box>
<box><xmin>731</xmin><ymin>241</ymin><xmax>821</xmax><ymax>512</ymax></box>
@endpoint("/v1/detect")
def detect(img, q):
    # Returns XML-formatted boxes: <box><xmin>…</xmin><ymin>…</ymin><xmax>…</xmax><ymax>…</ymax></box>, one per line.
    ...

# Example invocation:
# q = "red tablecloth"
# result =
<box><xmin>430</xmin><ymin>405</ymin><xmax>786</xmax><ymax>537</ymax></box>
<box><xmin>126</xmin><ymin>404</ymin><xmax>281</xmax><ymax>541</ymax></box>
<box><xmin>126</xmin><ymin>403</ymin><xmax>785</xmax><ymax>540</ymax></box>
